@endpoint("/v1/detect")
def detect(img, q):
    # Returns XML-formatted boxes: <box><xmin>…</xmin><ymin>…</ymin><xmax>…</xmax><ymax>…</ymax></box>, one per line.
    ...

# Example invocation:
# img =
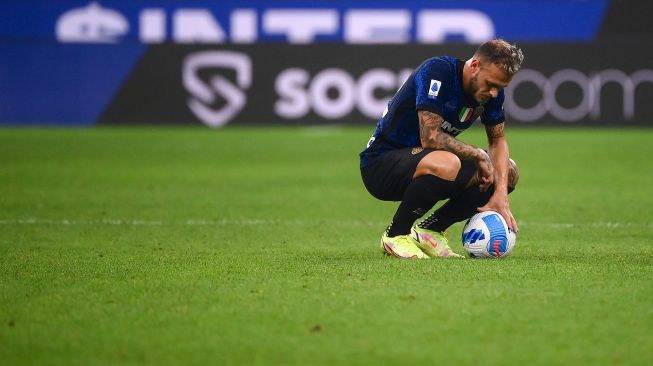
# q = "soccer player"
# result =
<box><xmin>359</xmin><ymin>39</ymin><xmax>523</xmax><ymax>259</ymax></box>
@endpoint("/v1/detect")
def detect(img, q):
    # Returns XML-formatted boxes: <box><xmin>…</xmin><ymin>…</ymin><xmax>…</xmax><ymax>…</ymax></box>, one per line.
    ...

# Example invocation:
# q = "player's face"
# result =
<box><xmin>468</xmin><ymin>60</ymin><xmax>511</xmax><ymax>104</ymax></box>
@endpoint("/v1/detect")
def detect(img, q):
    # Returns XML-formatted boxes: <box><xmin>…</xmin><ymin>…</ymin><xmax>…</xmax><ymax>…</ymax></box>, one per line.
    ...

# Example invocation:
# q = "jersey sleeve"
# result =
<box><xmin>414</xmin><ymin>59</ymin><xmax>452</xmax><ymax>116</ymax></box>
<box><xmin>481</xmin><ymin>89</ymin><xmax>506</xmax><ymax>125</ymax></box>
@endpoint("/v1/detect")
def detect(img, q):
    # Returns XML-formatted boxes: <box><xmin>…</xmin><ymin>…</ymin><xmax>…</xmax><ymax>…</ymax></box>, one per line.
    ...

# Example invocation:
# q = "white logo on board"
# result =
<box><xmin>55</xmin><ymin>5</ymin><xmax>495</xmax><ymax>44</ymax></box>
<box><xmin>56</xmin><ymin>2</ymin><xmax>128</xmax><ymax>43</ymax></box>
<box><xmin>182</xmin><ymin>51</ymin><xmax>252</xmax><ymax>127</ymax></box>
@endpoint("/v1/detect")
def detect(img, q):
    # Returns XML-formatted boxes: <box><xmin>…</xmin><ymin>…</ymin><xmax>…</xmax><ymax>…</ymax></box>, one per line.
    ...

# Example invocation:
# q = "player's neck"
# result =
<box><xmin>461</xmin><ymin>59</ymin><xmax>477</xmax><ymax>105</ymax></box>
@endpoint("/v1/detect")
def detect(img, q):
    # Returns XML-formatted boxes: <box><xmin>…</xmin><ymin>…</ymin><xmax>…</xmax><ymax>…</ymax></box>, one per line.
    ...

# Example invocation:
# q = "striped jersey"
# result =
<box><xmin>359</xmin><ymin>56</ymin><xmax>505</xmax><ymax>168</ymax></box>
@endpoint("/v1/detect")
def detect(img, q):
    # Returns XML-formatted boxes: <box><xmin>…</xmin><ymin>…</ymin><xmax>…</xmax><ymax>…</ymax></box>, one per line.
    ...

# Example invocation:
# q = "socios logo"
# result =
<box><xmin>56</xmin><ymin>2</ymin><xmax>128</xmax><ymax>43</ymax></box>
<box><xmin>182</xmin><ymin>51</ymin><xmax>252</xmax><ymax>127</ymax></box>
<box><xmin>505</xmin><ymin>68</ymin><xmax>653</xmax><ymax>122</ymax></box>
<box><xmin>275</xmin><ymin>67</ymin><xmax>412</xmax><ymax>120</ymax></box>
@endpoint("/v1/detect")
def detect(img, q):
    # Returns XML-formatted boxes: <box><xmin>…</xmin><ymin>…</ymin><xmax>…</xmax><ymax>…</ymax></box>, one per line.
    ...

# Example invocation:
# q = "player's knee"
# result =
<box><xmin>508</xmin><ymin>158</ymin><xmax>520</xmax><ymax>189</ymax></box>
<box><xmin>414</xmin><ymin>151</ymin><xmax>461</xmax><ymax>181</ymax></box>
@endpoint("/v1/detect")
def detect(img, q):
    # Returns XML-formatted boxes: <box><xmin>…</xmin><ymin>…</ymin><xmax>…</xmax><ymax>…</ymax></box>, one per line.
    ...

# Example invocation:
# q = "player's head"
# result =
<box><xmin>465</xmin><ymin>39</ymin><xmax>524</xmax><ymax>104</ymax></box>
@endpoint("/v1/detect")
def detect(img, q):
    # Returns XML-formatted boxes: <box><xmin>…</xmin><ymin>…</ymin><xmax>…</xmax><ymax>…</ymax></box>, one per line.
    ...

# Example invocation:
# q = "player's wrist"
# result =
<box><xmin>493</xmin><ymin>185</ymin><xmax>509</xmax><ymax>195</ymax></box>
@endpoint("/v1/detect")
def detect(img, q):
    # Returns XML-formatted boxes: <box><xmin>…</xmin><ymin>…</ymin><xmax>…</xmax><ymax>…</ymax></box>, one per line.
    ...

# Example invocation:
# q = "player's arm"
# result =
<box><xmin>479</xmin><ymin>122</ymin><xmax>519</xmax><ymax>232</ymax></box>
<box><xmin>417</xmin><ymin>110</ymin><xmax>494</xmax><ymax>188</ymax></box>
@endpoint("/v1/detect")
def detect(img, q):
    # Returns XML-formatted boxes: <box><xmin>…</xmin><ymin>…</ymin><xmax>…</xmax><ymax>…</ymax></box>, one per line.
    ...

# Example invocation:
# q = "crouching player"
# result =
<box><xmin>359</xmin><ymin>39</ymin><xmax>524</xmax><ymax>259</ymax></box>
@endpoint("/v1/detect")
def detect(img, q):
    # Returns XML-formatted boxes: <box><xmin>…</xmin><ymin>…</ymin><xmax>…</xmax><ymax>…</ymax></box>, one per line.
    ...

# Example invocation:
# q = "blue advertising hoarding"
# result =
<box><xmin>4</xmin><ymin>0</ymin><xmax>652</xmax><ymax>127</ymax></box>
<box><xmin>1</xmin><ymin>1</ymin><xmax>609</xmax><ymax>44</ymax></box>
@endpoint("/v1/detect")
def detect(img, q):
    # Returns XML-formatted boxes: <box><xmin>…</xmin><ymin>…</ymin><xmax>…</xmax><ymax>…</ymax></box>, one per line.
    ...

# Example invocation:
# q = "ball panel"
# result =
<box><xmin>481</xmin><ymin>213</ymin><xmax>509</xmax><ymax>257</ymax></box>
<box><xmin>461</xmin><ymin>211</ymin><xmax>516</xmax><ymax>258</ymax></box>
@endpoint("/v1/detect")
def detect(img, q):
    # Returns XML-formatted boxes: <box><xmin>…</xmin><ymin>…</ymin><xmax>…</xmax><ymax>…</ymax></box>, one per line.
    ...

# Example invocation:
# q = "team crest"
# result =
<box><xmin>411</xmin><ymin>147</ymin><xmax>424</xmax><ymax>155</ymax></box>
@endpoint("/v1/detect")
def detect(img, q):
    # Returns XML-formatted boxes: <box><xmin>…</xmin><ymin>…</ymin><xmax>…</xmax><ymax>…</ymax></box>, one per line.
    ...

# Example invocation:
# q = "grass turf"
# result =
<box><xmin>0</xmin><ymin>126</ymin><xmax>652</xmax><ymax>365</ymax></box>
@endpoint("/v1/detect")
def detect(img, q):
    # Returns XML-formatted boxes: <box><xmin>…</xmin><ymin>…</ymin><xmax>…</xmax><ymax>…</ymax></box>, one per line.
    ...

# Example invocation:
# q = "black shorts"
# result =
<box><xmin>360</xmin><ymin>148</ymin><xmax>477</xmax><ymax>201</ymax></box>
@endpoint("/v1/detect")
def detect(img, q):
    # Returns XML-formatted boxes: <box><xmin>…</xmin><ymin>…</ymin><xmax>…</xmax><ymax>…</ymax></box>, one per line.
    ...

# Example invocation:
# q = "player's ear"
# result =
<box><xmin>470</xmin><ymin>58</ymin><xmax>481</xmax><ymax>72</ymax></box>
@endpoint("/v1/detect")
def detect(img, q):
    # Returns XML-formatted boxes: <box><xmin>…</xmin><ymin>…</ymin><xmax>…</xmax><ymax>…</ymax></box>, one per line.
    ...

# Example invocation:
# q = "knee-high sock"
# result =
<box><xmin>386</xmin><ymin>175</ymin><xmax>455</xmax><ymax>237</ymax></box>
<box><xmin>418</xmin><ymin>185</ymin><xmax>515</xmax><ymax>232</ymax></box>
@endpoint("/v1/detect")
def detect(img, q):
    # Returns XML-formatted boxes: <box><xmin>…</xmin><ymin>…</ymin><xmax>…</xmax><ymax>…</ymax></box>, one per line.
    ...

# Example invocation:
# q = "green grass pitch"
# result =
<box><xmin>1</xmin><ymin>126</ymin><xmax>652</xmax><ymax>365</ymax></box>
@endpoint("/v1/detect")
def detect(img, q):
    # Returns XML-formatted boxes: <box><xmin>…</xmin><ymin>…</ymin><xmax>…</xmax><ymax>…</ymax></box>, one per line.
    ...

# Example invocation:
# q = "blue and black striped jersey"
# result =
<box><xmin>360</xmin><ymin>56</ymin><xmax>505</xmax><ymax>168</ymax></box>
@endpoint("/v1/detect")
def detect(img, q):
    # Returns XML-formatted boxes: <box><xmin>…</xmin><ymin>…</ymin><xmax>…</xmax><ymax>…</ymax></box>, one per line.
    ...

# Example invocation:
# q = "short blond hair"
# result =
<box><xmin>474</xmin><ymin>39</ymin><xmax>524</xmax><ymax>76</ymax></box>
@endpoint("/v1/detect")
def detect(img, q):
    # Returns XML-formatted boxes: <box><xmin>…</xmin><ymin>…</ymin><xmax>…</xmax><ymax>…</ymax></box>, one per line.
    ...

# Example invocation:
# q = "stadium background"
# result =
<box><xmin>2</xmin><ymin>1</ymin><xmax>653</xmax><ymax>365</ymax></box>
<box><xmin>1</xmin><ymin>0</ymin><xmax>652</xmax><ymax>127</ymax></box>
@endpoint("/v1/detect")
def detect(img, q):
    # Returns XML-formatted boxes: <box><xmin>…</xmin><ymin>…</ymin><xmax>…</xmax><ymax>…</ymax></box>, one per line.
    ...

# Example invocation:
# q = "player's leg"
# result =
<box><xmin>384</xmin><ymin>150</ymin><xmax>468</xmax><ymax>258</ymax></box>
<box><xmin>361</xmin><ymin>148</ymin><xmax>466</xmax><ymax>258</ymax></box>
<box><xmin>417</xmin><ymin>158</ymin><xmax>520</xmax><ymax>233</ymax></box>
<box><xmin>402</xmin><ymin>152</ymin><xmax>480</xmax><ymax>258</ymax></box>
<box><xmin>385</xmin><ymin>150</ymin><xmax>461</xmax><ymax>236</ymax></box>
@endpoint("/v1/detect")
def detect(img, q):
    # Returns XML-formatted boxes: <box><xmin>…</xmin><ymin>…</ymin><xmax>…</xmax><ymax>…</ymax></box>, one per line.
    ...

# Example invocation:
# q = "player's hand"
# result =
<box><xmin>475</xmin><ymin>149</ymin><xmax>494</xmax><ymax>192</ymax></box>
<box><xmin>478</xmin><ymin>191</ymin><xmax>519</xmax><ymax>233</ymax></box>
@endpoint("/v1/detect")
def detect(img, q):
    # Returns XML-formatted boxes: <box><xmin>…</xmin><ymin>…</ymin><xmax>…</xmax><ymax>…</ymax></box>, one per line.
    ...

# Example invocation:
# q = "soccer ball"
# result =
<box><xmin>461</xmin><ymin>211</ymin><xmax>516</xmax><ymax>258</ymax></box>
